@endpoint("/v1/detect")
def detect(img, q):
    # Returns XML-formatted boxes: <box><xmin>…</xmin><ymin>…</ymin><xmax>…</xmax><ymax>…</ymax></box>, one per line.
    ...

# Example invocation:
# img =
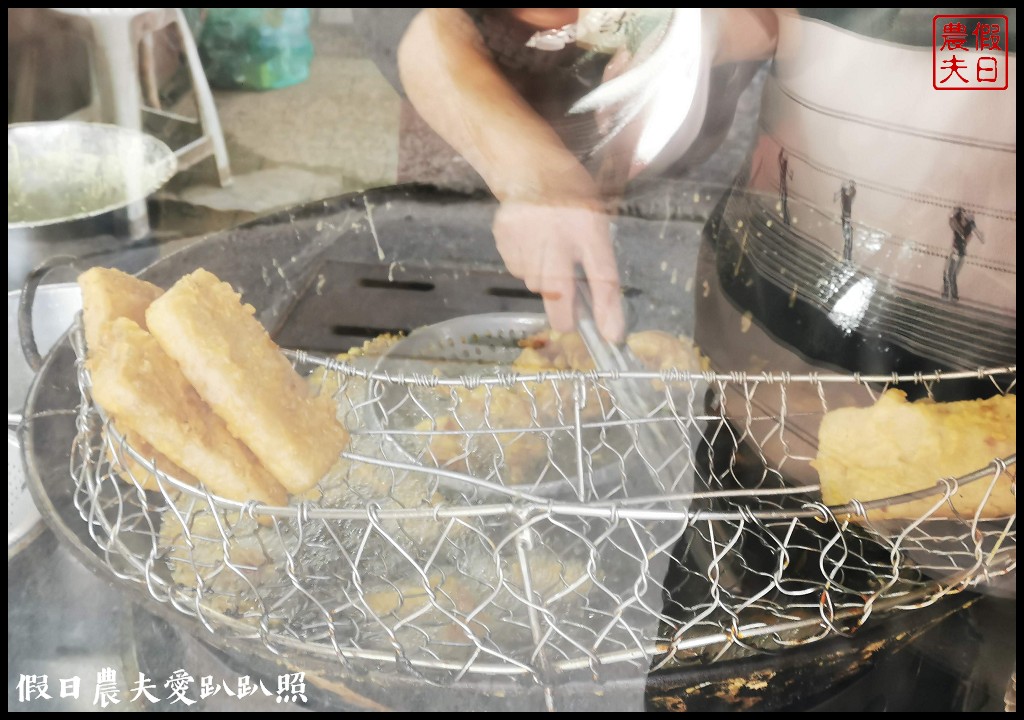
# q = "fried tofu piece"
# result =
<box><xmin>145</xmin><ymin>269</ymin><xmax>349</xmax><ymax>494</ymax></box>
<box><xmin>813</xmin><ymin>389</ymin><xmax>1016</xmax><ymax>520</ymax></box>
<box><xmin>79</xmin><ymin>267</ymin><xmax>191</xmax><ymax>491</ymax></box>
<box><xmin>106</xmin><ymin>429</ymin><xmax>199</xmax><ymax>492</ymax></box>
<box><xmin>78</xmin><ymin>267</ymin><xmax>164</xmax><ymax>351</ymax></box>
<box><xmin>89</xmin><ymin>318</ymin><xmax>287</xmax><ymax>506</ymax></box>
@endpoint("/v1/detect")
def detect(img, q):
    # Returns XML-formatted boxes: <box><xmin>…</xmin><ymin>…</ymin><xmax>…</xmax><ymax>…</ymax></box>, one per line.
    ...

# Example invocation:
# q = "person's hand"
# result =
<box><xmin>493</xmin><ymin>199</ymin><xmax>625</xmax><ymax>343</ymax></box>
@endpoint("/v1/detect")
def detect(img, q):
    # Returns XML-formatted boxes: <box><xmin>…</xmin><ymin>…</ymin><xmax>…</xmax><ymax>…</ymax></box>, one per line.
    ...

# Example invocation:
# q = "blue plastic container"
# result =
<box><xmin>198</xmin><ymin>8</ymin><xmax>314</xmax><ymax>90</ymax></box>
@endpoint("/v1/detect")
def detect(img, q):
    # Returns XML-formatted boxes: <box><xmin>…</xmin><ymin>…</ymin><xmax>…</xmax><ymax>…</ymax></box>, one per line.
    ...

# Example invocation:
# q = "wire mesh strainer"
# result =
<box><xmin>67</xmin><ymin>312</ymin><xmax>1016</xmax><ymax>692</ymax></box>
<box><xmin>365</xmin><ymin>313</ymin><xmax>645</xmax><ymax>502</ymax></box>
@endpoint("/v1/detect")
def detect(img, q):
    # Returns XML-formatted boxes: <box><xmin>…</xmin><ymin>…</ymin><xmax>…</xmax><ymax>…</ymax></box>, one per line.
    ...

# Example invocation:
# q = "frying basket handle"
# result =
<box><xmin>18</xmin><ymin>255</ymin><xmax>82</xmax><ymax>372</ymax></box>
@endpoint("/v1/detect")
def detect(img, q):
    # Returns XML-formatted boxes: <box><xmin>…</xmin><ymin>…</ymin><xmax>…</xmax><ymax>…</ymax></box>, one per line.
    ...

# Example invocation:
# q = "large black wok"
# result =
<box><xmin>20</xmin><ymin>184</ymin><xmax>1011</xmax><ymax>711</ymax></box>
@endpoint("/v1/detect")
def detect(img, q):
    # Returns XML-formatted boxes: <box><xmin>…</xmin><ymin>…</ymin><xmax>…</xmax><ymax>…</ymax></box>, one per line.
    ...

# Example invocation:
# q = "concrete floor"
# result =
<box><xmin>151</xmin><ymin>19</ymin><xmax>414</xmax><ymax>240</ymax></box>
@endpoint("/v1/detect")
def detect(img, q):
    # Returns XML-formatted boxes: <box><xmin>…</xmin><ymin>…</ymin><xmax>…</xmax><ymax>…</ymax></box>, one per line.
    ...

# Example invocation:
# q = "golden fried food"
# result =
<box><xmin>419</xmin><ymin>413</ymin><xmax>550</xmax><ymax>486</ymax></box>
<box><xmin>423</xmin><ymin>328</ymin><xmax>712</xmax><ymax>487</ymax></box>
<box><xmin>426</xmin><ymin>384</ymin><xmax>553</xmax><ymax>482</ymax></box>
<box><xmin>78</xmin><ymin>266</ymin><xmax>163</xmax><ymax>351</ymax></box>
<box><xmin>159</xmin><ymin>504</ymin><xmax>286</xmax><ymax>617</ymax></box>
<box><xmin>314</xmin><ymin>449</ymin><xmax>465</xmax><ymax>549</ymax></box>
<box><xmin>514</xmin><ymin>329</ymin><xmax>594</xmax><ymax>371</ymax></box>
<box><xmin>307</xmin><ymin>334</ymin><xmax>404</xmax><ymax>400</ymax></box>
<box><xmin>627</xmin><ymin>329</ymin><xmax>707</xmax><ymax>396</ymax></box>
<box><xmin>106</xmin><ymin>429</ymin><xmax>199</xmax><ymax>492</ymax></box>
<box><xmin>342</xmin><ymin>333</ymin><xmax>405</xmax><ymax>360</ymax></box>
<box><xmin>79</xmin><ymin>267</ymin><xmax>193</xmax><ymax>491</ymax></box>
<box><xmin>813</xmin><ymin>389</ymin><xmax>1016</xmax><ymax>520</ymax></box>
<box><xmin>515</xmin><ymin>328</ymin><xmax>704</xmax><ymax>376</ymax></box>
<box><xmin>145</xmin><ymin>269</ymin><xmax>349</xmax><ymax>494</ymax></box>
<box><xmin>362</xmin><ymin>570</ymin><xmax>448</xmax><ymax>618</ymax></box>
<box><xmin>361</xmin><ymin>544</ymin><xmax>593</xmax><ymax>652</ymax></box>
<box><xmin>89</xmin><ymin>318</ymin><xmax>287</xmax><ymax>506</ymax></box>
<box><xmin>436</xmin><ymin>372</ymin><xmax>580</xmax><ymax>428</ymax></box>
<box><xmin>626</xmin><ymin>330</ymin><xmax>705</xmax><ymax>375</ymax></box>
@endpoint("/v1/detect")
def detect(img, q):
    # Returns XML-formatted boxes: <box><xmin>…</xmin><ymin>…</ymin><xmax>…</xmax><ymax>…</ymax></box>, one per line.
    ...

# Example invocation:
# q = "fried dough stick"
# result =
<box><xmin>146</xmin><ymin>269</ymin><xmax>348</xmax><ymax>494</ymax></box>
<box><xmin>89</xmin><ymin>318</ymin><xmax>287</xmax><ymax>506</ymax></box>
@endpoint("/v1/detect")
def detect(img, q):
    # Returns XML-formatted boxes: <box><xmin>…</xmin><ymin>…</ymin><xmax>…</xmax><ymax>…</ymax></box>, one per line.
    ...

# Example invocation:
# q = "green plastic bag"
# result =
<box><xmin>198</xmin><ymin>8</ymin><xmax>314</xmax><ymax>90</ymax></box>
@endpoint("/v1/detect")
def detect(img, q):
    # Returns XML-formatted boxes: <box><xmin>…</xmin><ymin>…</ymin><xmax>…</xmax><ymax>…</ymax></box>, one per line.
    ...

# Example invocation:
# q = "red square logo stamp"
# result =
<box><xmin>933</xmin><ymin>14</ymin><xmax>1009</xmax><ymax>90</ymax></box>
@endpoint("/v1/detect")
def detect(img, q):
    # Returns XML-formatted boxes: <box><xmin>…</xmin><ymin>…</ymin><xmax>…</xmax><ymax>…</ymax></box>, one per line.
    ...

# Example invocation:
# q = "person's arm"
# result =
<box><xmin>398</xmin><ymin>8</ymin><xmax>624</xmax><ymax>342</ymax></box>
<box><xmin>399</xmin><ymin>9</ymin><xmax>593</xmax><ymax>203</ymax></box>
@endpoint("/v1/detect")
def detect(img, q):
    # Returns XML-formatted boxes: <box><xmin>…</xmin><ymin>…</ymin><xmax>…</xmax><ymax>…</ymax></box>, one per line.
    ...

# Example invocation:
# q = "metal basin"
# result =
<box><xmin>8</xmin><ymin>283</ymin><xmax>82</xmax><ymax>554</ymax></box>
<box><xmin>7</xmin><ymin>121</ymin><xmax>176</xmax><ymax>229</ymax></box>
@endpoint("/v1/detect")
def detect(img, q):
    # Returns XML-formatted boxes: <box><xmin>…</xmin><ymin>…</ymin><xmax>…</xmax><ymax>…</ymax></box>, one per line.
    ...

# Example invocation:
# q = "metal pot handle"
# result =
<box><xmin>18</xmin><ymin>254</ymin><xmax>82</xmax><ymax>372</ymax></box>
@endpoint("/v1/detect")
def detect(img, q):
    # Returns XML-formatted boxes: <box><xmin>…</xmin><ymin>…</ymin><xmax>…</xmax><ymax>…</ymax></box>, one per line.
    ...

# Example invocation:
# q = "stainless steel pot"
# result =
<box><xmin>7</xmin><ymin>121</ymin><xmax>176</xmax><ymax>230</ymax></box>
<box><xmin>8</xmin><ymin>282</ymin><xmax>81</xmax><ymax>555</ymax></box>
<box><xmin>7</xmin><ymin>121</ymin><xmax>177</xmax><ymax>290</ymax></box>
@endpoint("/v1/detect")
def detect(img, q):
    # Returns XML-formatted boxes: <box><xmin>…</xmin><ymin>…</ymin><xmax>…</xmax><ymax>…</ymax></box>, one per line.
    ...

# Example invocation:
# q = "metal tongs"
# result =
<box><xmin>574</xmin><ymin>280</ymin><xmax>693</xmax><ymax>512</ymax></box>
<box><xmin>576</xmin><ymin>280</ymin><xmax>743</xmax><ymax>590</ymax></box>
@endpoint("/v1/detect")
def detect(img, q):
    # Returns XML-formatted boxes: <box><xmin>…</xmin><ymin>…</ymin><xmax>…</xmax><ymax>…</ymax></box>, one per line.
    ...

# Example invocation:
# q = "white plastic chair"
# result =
<box><xmin>51</xmin><ymin>8</ymin><xmax>232</xmax><ymax>186</ymax></box>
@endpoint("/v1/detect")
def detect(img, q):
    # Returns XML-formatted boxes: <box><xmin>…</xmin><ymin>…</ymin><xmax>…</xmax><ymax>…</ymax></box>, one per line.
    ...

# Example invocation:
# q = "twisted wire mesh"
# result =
<box><xmin>68</xmin><ymin>320</ymin><xmax>1016</xmax><ymax>685</ymax></box>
